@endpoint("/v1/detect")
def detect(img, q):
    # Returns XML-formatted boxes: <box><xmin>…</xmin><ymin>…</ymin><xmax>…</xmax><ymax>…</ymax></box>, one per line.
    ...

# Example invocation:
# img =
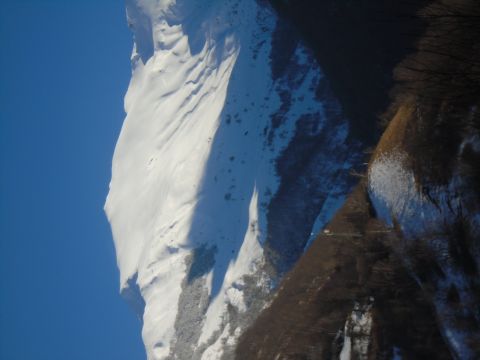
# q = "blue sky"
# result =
<box><xmin>0</xmin><ymin>1</ymin><xmax>146</xmax><ymax>359</ymax></box>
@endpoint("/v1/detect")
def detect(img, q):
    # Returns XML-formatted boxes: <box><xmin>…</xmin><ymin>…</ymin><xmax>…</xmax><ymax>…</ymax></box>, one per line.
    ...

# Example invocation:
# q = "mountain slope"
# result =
<box><xmin>236</xmin><ymin>1</ymin><xmax>480</xmax><ymax>358</ymax></box>
<box><xmin>105</xmin><ymin>1</ymin><xmax>364</xmax><ymax>358</ymax></box>
<box><xmin>236</xmin><ymin>183</ymin><xmax>452</xmax><ymax>359</ymax></box>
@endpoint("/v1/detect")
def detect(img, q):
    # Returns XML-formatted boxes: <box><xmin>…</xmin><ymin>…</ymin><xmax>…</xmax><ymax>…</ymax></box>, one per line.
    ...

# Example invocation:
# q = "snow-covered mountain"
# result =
<box><xmin>104</xmin><ymin>0</ymin><xmax>363</xmax><ymax>359</ymax></box>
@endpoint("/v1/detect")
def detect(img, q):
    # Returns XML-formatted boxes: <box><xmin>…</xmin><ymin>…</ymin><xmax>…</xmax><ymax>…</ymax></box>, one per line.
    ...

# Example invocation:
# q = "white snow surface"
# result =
<box><xmin>106</xmin><ymin>0</ymin><xmax>357</xmax><ymax>359</ymax></box>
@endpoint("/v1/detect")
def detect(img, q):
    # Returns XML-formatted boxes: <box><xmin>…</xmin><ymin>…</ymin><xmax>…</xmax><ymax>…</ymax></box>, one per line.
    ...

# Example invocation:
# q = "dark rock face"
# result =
<box><xmin>263</xmin><ymin>13</ymin><xmax>365</xmax><ymax>277</ymax></box>
<box><xmin>265</xmin><ymin>95</ymin><xmax>362</xmax><ymax>276</ymax></box>
<box><xmin>269</xmin><ymin>0</ymin><xmax>429</xmax><ymax>144</ymax></box>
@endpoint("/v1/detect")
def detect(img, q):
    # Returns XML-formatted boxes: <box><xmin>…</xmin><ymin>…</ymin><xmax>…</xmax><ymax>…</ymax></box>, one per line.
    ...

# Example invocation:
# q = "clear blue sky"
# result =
<box><xmin>0</xmin><ymin>1</ymin><xmax>146</xmax><ymax>359</ymax></box>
